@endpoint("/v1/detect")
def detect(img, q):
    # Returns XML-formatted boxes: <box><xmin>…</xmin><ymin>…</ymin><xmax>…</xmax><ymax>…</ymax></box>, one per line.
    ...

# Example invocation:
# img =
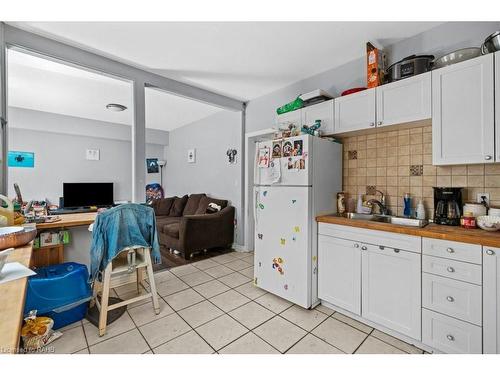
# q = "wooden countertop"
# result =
<box><xmin>0</xmin><ymin>242</ymin><xmax>33</xmax><ymax>354</ymax></box>
<box><xmin>316</xmin><ymin>215</ymin><xmax>500</xmax><ymax>248</ymax></box>
<box><xmin>36</xmin><ymin>212</ymin><xmax>97</xmax><ymax>230</ymax></box>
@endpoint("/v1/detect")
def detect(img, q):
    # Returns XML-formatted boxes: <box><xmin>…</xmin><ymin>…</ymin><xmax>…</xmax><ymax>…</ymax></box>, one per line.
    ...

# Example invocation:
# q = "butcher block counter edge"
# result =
<box><xmin>0</xmin><ymin>241</ymin><xmax>33</xmax><ymax>354</ymax></box>
<box><xmin>36</xmin><ymin>212</ymin><xmax>97</xmax><ymax>230</ymax></box>
<box><xmin>316</xmin><ymin>215</ymin><xmax>500</xmax><ymax>248</ymax></box>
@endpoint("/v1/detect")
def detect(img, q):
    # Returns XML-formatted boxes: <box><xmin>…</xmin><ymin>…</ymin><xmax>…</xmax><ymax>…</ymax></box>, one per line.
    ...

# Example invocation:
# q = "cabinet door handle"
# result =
<box><xmin>446</xmin><ymin>248</ymin><xmax>454</xmax><ymax>253</ymax></box>
<box><xmin>446</xmin><ymin>296</ymin><xmax>455</xmax><ymax>302</ymax></box>
<box><xmin>447</xmin><ymin>266</ymin><xmax>455</xmax><ymax>273</ymax></box>
<box><xmin>361</xmin><ymin>246</ymin><xmax>368</xmax><ymax>251</ymax></box>
<box><xmin>446</xmin><ymin>334</ymin><xmax>455</xmax><ymax>341</ymax></box>
<box><xmin>353</xmin><ymin>243</ymin><xmax>360</xmax><ymax>248</ymax></box>
<box><xmin>394</xmin><ymin>249</ymin><xmax>400</xmax><ymax>253</ymax></box>
<box><xmin>377</xmin><ymin>121</ymin><xmax>382</xmax><ymax>125</ymax></box>
<box><xmin>486</xmin><ymin>249</ymin><xmax>495</xmax><ymax>255</ymax></box>
<box><xmin>370</xmin><ymin>122</ymin><xmax>375</xmax><ymax>127</ymax></box>
<box><xmin>379</xmin><ymin>246</ymin><xmax>385</xmax><ymax>250</ymax></box>
<box><xmin>485</xmin><ymin>155</ymin><xmax>492</xmax><ymax>160</ymax></box>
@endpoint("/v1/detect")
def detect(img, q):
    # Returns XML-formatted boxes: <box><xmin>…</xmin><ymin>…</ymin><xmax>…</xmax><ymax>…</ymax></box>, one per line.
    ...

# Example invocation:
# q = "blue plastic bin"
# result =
<box><xmin>24</xmin><ymin>262</ymin><xmax>92</xmax><ymax>330</ymax></box>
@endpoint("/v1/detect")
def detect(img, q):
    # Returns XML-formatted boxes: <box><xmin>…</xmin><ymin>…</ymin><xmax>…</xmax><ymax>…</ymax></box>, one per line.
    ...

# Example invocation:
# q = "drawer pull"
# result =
<box><xmin>446</xmin><ymin>334</ymin><xmax>455</xmax><ymax>341</ymax></box>
<box><xmin>361</xmin><ymin>246</ymin><xmax>367</xmax><ymax>251</ymax></box>
<box><xmin>446</xmin><ymin>248</ymin><xmax>454</xmax><ymax>253</ymax></box>
<box><xmin>379</xmin><ymin>246</ymin><xmax>385</xmax><ymax>250</ymax></box>
<box><xmin>394</xmin><ymin>249</ymin><xmax>400</xmax><ymax>253</ymax></box>
<box><xmin>447</xmin><ymin>266</ymin><xmax>455</xmax><ymax>273</ymax></box>
<box><xmin>486</xmin><ymin>249</ymin><xmax>495</xmax><ymax>256</ymax></box>
<box><xmin>446</xmin><ymin>296</ymin><xmax>455</xmax><ymax>302</ymax></box>
<box><xmin>354</xmin><ymin>243</ymin><xmax>360</xmax><ymax>248</ymax></box>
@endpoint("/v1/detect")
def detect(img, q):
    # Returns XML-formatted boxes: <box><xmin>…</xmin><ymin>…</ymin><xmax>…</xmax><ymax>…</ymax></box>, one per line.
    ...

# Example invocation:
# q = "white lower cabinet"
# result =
<box><xmin>318</xmin><ymin>235</ymin><xmax>361</xmax><ymax>315</ymax></box>
<box><xmin>361</xmin><ymin>244</ymin><xmax>421</xmax><ymax>340</ymax></box>
<box><xmin>483</xmin><ymin>246</ymin><xmax>500</xmax><ymax>354</ymax></box>
<box><xmin>422</xmin><ymin>309</ymin><xmax>482</xmax><ymax>354</ymax></box>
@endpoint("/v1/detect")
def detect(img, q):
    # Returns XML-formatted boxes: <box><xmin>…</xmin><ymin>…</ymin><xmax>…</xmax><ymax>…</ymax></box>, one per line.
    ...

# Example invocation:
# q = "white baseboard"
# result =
<box><xmin>232</xmin><ymin>244</ymin><xmax>253</xmax><ymax>252</ymax></box>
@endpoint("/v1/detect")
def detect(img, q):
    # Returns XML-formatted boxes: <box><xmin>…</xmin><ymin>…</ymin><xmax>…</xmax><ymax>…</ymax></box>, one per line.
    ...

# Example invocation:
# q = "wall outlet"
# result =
<box><xmin>86</xmin><ymin>149</ymin><xmax>100</xmax><ymax>161</ymax></box>
<box><xmin>476</xmin><ymin>193</ymin><xmax>490</xmax><ymax>206</ymax></box>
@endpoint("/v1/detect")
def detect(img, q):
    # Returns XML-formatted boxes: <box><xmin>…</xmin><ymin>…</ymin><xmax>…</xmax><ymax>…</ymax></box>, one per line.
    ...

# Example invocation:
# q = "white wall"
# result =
<box><xmin>7</xmin><ymin>107</ymin><xmax>168</xmax><ymax>203</ymax></box>
<box><xmin>165</xmin><ymin>110</ymin><xmax>243</xmax><ymax>246</ymax></box>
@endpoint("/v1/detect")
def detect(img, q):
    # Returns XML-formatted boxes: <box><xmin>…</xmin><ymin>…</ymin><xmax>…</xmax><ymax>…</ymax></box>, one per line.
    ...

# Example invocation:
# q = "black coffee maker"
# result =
<box><xmin>433</xmin><ymin>187</ymin><xmax>463</xmax><ymax>226</ymax></box>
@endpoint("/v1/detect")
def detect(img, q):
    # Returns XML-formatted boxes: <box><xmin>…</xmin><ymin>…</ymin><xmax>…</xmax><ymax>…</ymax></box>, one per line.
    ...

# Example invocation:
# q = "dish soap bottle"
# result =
<box><xmin>0</xmin><ymin>195</ymin><xmax>15</xmax><ymax>226</ymax></box>
<box><xmin>403</xmin><ymin>193</ymin><xmax>412</xmax><ymax>218</ymax></box>
<box><xmin>356</xmin><ymin>194</ymin><xmax>364</xmax><ymax>214</ymax></box>
<box><xmin>416</xmin><ymin>200</ymin><xmax>426</xmax><ymax>220</ymax></box>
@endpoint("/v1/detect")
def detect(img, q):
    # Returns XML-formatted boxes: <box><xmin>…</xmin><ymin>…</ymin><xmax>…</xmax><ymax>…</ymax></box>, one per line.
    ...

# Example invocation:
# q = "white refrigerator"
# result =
<box><xmin>253</xmin><ymin>134</ymin><xmax>342</xmax><ymax>308</ymax></box>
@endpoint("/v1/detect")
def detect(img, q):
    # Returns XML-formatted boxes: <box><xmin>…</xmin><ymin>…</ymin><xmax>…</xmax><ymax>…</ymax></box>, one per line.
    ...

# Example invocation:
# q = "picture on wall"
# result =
<box><xmin>8</xmin><ymin>151</ymin><xmax>35</xmax><ymax>168</ymax></box>
<box><xmin>146</xmin><ymin>158</ymin><xmax>159</xmax><ymax>173</ymax></box>
<box><xmin>187</xmin><ymin>148</ymin><xmax>196</xmax><ymax>163</ymax></box>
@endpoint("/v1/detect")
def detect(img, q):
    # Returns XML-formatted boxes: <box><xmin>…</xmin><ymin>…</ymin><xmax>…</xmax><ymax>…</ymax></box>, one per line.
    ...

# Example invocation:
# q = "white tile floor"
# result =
<box><xmin>41</xmin><ymin>251</ymin><xmax>426</xmax><ymax>354</ymax></box>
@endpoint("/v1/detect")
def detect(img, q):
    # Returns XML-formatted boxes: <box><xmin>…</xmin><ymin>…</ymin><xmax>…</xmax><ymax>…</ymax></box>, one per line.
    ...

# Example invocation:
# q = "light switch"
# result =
<box><xmin>86</xmin><ymin>149</ymin><xmax>100</xmax><ymax>161</ymax></box>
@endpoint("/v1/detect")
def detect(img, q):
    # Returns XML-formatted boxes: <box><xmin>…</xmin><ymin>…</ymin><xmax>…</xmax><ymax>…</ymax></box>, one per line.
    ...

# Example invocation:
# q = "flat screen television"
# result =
<box><xmin>63</xmin><ymin>182</ymin><xmax>114</xmax><ymax>208</ymax></box>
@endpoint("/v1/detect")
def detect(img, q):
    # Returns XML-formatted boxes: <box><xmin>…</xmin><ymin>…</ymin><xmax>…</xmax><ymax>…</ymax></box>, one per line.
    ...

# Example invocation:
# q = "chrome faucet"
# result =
<box><xmin>367</xmin><ymin>190</ymin><xmax>390</xmax><ymax>216</ymax></box>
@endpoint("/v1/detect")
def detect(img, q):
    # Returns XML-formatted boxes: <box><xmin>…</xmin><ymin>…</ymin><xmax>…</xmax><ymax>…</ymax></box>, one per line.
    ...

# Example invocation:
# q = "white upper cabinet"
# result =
<box><xmin>334</xmin><ymin>88</ymin><xmax>376</xmax><ymax>134</ymax></box>
<box><xmin>483</xmin><ymin>246</ymin><xmax>500</xmax><ymax>354</ymax></box>
<box><xmin>432</xmin><ymin>54</ymin><xmax>495</xmax><ymax>165</ymax></box>
<box><xmin>376</xmin><ymin>72</ymin><xmax>431</xmax><ymax>127</ymax></box>
<box><xmin>302</xmin><ymin>99</ymin><xmax>334</xmax><ymax>135</ymax></box>
<box><xmin>276</xmin><ymin>108</ymin><xmax>302</xmax><ymax>128</ymax></box>
<box><xmin>361</xmin><ymin>244</ymin><xmax>421</xmax><ymax>340</ymax></box>
<box><xmin>495</xmin><ymin>51</ymin><xmax>500</xmax><ymax>162</ymax></box>
<box><xmin>318</xmin><ymin>235</ymin><xmax>361</xmax><ymax>315</ymax></box>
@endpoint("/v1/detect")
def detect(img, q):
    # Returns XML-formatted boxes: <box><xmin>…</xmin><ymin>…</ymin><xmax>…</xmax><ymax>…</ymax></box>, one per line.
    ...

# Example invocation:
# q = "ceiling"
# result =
<box><xmin>7</xmin><ymin>49</ymin><xmax>223</xmax><ymax>131</ymax></box>
<box><xmin>10</xmin><ymin>22</ymin><xmax>443</xmax><ymax>101</ymax></box>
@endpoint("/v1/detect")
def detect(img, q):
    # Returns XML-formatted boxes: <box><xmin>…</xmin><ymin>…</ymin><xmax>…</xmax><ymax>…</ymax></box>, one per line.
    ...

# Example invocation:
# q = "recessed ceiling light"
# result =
<box><xmin>106</xmin><ymin>103</ymin><xmax>127</xmax><ymax>112</ymax></box>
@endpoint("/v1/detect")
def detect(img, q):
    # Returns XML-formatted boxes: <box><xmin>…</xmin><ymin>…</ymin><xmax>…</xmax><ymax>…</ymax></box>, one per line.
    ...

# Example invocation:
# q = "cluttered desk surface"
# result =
<box><xmin>36</xmin><ymin>212</ymin><xmax>97</xmax><ymax>230</ymax></box>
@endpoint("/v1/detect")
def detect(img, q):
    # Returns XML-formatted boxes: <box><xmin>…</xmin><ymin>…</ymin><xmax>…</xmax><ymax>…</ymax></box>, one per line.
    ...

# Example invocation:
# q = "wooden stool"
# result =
<box><xmin>93</xmin><ymin>247</ymin><xmax>160</xmax><ymax>336</ymax></box>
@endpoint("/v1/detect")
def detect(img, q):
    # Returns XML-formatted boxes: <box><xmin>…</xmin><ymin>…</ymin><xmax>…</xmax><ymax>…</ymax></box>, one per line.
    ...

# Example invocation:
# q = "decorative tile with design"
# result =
<box><xmin>348</xmin><ymin>150</ymin><xmax>358</xmax><ymax>160</ymax></box>
<box><xmin>410</xmin><ymin>165</ymin><xmax>423</xmax><ymax>176</ymax></box>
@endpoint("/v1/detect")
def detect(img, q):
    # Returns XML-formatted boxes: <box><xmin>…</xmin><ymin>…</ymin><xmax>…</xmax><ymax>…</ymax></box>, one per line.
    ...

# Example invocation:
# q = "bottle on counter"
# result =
<box><xmin>461</xmin><ymin>211</ymin><xmax>477</xmax><ymax>229</ymax></box>
<box><xmin>416</xmin><ymin>200</ymin><xmax>426</xmax><ymax>220</ymax></box>
<box><xmin>403</xmin><ymin>193</ymin><xmax>412</xmax><ymax>218</ymax></box>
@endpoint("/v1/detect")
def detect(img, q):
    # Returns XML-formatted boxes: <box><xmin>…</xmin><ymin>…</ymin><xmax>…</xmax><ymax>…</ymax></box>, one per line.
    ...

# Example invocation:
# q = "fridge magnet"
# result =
<box><xmin>293</xmin><ymin>140</ymin><xmax>303</xmax><ymax>156</ymax></box>
<box><xmin>258</xmin><ymin>147</ymin><xmax>270</xmax><ymax>168</ymax></box>
<box><xmin>294</xmin><ymin>159</ymin><xmax>301</xmax><ymax>169</ymax></box>
<box><xmin>146</xmin><ymin>158</ymin><xmax>159</xmax><ymax>173</ymax></box>
<box><xmin>291</xmin><ymin>199</ymin><xmax>296</xmax><ymax>204</ymax></box>
<box><xmin>272</xmin><ymin>141</ymin><xmax>282</xmax><ymax>158</ymax></box>
<box><xmin>259</xmin><ymin>203</ymin><xmax>265</xmax><ymax>209</ymax></box>
<box><xmin>272</xmin><ymin>257</ymin><xmax>285</xmax><ymax>275</ymax></box>
<box><xmin>294</xmin><ymin>226</ymin><xmax>300</xmax><ymax>233</ymax></box>
<box><xmin>292</xmin><ymin>236</ymin><xmax>296</xmax><ymax>242</ymax></box>
<box><xmin>258</xmin><ymin>233</ymin><xmax>263</xmax><ymax>240</ymax></box>
<box><xmin>287</xmin><ymin>158</ymin><xmax>294</xmax><ymax>170</ymax></box>
<box><xmin>299</xmin><ymin>159</ymin><xmax>306</xmax><ymax>170</ymax></box>
<box><xmin>263</xmin><ymin>190</ymin><xmax>268</xmax><ymax>197</ymax></box>
<box><xmin>280</xmin><ymin>238</ymin><xmax>286</xmax><ymax>245</ymax></box>
<box><xmin>284</xmin><ymin>284</ymin><xmax>288</xmax><ymax>290</ymax></box>
<box><xmin>283</xmin><ymin>141</ymin><xmax>293</xmax><ymax>157</ymax></box>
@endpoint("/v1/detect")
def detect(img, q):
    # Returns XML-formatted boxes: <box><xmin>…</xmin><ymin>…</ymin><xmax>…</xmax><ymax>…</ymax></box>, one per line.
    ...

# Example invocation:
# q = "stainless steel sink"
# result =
<box><xmin>345</xmin><ymin>212</ymin><xmax>428</xmax><ymax>228</ymax></box>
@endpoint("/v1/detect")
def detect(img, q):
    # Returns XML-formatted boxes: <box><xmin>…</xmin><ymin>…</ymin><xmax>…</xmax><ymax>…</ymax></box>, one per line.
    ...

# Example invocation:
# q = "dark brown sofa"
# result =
<box><xmin>152</xmin><ymin>193</ymin><xmax>235</xmax><ymax>259</ymax></box>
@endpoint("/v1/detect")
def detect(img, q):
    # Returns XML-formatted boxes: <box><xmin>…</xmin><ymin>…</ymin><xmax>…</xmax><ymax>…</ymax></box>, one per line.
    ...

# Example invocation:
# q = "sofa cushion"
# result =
<box><xmin>195</xmin><ymin>196</ymin><xmax>228</xmax><ymax>215</ymax></box>
<box><xmin>156</xmin><ymin>216</ymin><xmax>181</xmax><ymax>232</ymax></box>
<box><xmin>183</xmin><ymin>193</ymin><xmax>206</xmax><ymax>215</ymax></box>
<box><xmin>152</xmin><ymin>197</ymin><xmax>175</xmax><ymax>216</ymax></box>
<box><xmin>169</xmin><ymin>195</ymin><xmax>189</xmax><ymax>216</ymax></box>
<box><xmin>163</xmin><ymin>223</ymin><xmax>180</xmax><ymax>238</ymax></box>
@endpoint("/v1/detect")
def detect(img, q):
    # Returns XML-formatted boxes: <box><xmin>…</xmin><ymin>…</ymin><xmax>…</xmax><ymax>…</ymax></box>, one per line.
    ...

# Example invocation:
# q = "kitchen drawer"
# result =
<box><xmin>422</xmin><ymin>273</ymin><xmax>482</xmax><ymax>325</ymax></box>
<box><xmin>318</xmin><ymin>223</ymin><xmax>421</xmax><ymax>253</ymax></box>
<box><xmin>422</xmin><ymin>309</ymin><xmax>482</xmax><ymax>354</ymax></box>
<box><xmin>422</xmin><ymin>238</ymin><xmax>482</xmax><ymax>264</ymax></box>
<box><xmin>422</xmin><ymin>255</ymin><xmax>482</xmax><ymax>285</ymax></box>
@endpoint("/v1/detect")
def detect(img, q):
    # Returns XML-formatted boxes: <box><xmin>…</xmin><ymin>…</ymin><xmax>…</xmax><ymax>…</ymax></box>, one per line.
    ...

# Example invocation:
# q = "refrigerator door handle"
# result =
<box><xmin>254</xmin><ymin>188</ymin><xmax>259</xmax><ymax>226</ymax></box>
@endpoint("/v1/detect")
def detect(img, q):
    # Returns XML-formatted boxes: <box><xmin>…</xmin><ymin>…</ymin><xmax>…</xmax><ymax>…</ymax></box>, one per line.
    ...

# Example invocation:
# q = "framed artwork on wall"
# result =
<box><xmin>187</xmin><ymin>148</ymin><xmax>196</xmax><ymax>163</ymax></box>
<box><xmin>146</xmin><ymin>158</ymin><xmax>159</xmax><ymax>173</ymax></box>
<box><xmin>8</xmin><ymin>151</ymin><xmax>35</xmax><ymax>168</ymax></box>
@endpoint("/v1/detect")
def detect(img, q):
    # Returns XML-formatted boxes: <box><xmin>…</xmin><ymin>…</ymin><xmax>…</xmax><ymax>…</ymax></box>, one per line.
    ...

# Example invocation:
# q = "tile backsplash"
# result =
<box><xmin>340</xmin><ymin>124</ymin><xmax>500</xmax><ymax>219</ymax></box>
